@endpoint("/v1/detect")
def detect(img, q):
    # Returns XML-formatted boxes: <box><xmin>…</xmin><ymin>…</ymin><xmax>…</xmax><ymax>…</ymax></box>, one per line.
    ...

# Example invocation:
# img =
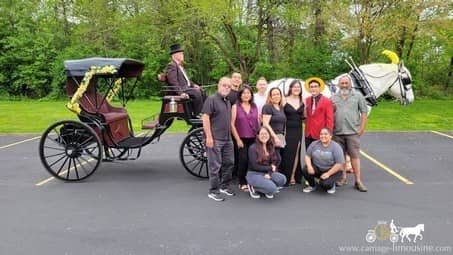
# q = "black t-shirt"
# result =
<box><xmin>262</xmin><ymin>104</ymin><xmax>286</xmax><ymax>134</ymax></box>
<box><xmin>226</xmin><ymin>90</ymin><xmax>239</xmax><ymax>105</ymax></box>
<box><xmin>202</xmin><ymin>92</ymin><xmax>232</xmax><ymax>141</ymax></box>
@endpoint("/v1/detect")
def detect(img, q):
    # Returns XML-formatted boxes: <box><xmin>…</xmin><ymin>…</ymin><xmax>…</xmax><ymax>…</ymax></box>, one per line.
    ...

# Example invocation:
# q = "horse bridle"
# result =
<box><xmin>388</xmin><ymin>62</ymin><xmax>412</xmax><ymax>105</ymax></box>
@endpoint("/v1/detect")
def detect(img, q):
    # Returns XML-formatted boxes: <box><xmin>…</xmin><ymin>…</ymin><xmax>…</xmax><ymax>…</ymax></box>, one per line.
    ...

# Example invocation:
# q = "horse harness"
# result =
<box><xmin>388</xmin><ymin>62</ymin><xmax>412</xmax><ymax>104</ymax></box>
<box><xmin>349</xmin><ymin>68</ymin><xmax>378</xmax><ymax>106</ymax></box>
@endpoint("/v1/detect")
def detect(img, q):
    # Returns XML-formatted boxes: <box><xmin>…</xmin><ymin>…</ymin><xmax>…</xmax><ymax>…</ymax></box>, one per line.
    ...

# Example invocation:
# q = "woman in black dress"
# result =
<box><xmin>282</xmin><ymin>80</ymin><xmax>305</xmax><ymax>185</ymax></box>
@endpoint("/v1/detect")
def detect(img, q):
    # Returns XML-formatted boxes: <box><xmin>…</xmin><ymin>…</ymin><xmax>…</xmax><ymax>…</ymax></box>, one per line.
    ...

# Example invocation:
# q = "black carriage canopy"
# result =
<box><xmin>64</xmin><ymin>57</ymin><xmax>145</xmax><ymax>78</ymax></box>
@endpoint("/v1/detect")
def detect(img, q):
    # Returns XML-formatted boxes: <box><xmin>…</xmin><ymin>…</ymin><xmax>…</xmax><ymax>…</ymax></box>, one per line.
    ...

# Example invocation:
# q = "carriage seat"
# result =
<box><xmin>79</xmin><ymin>93</ymin><xmax>129</xmax><ymax>124</ymax></box>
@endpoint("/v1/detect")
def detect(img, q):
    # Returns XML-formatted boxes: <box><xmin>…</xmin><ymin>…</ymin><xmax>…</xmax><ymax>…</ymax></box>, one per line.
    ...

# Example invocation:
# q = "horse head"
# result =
<box><xmin>267</xmin><ymin>50</ymin><xmax>414</xmax><ymax>106</ymax></box>
<box><xmin>330</xmin><ymin>50</ymin><xmax>415</xmax><ymax>105</ymax></box>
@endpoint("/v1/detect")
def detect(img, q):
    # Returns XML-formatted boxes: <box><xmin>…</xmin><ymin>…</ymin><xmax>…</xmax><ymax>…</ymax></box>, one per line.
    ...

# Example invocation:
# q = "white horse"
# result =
<box><xmin>399</xmin><ymin>224</ymin><xmax>424</xmax><ymax>243</ymax></box>
<box><xmin>267</xmin><ymin>50</ymin><xmax>415</xmax><ymax>111</ymax></box>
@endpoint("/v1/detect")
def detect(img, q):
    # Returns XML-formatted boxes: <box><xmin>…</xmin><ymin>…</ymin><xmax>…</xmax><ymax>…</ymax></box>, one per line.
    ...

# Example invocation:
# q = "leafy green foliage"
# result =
<box><xmin>0</xmin><ymin>0</ymin><xmax>451</xmax><ymax>99</ymax></box>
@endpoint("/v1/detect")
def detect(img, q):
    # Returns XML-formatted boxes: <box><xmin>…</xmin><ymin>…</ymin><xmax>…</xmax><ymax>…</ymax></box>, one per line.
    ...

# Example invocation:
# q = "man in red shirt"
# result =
<box><xmin>304</xmin><ymin>77</ymin><xmax>334</xmax><ymax>149</ymax></box>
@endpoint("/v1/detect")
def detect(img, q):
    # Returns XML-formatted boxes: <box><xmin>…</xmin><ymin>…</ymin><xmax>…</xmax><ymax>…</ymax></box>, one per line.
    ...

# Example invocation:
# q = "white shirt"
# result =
<box><xmin>178</xmin><ymin>65</ymin><xmax>191</xmax><ymax>87</ymax></box>
<box><xmin>254</xmin><ymin>93</ymin><xmax>267</xmax><ymax>114</ymax></box>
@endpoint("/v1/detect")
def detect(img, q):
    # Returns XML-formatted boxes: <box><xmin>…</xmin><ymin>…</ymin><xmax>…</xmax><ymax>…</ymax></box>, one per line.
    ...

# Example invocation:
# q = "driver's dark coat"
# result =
<box><xmin>165</xmin><ymin>60</ymin><xmax>192</xmax><ymax>95</ymax></box>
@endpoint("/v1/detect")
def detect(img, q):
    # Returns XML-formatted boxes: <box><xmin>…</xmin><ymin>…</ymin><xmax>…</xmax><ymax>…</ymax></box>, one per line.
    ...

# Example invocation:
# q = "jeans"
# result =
<box><xmin>246</xmin><ymin>171</ymin><xmax>287</xmax><ymax>195</ymax></box>
<box><xmin>206</xmin><ymin>139</ymin><xmax>234</xmax><ymax>193</ymax></box>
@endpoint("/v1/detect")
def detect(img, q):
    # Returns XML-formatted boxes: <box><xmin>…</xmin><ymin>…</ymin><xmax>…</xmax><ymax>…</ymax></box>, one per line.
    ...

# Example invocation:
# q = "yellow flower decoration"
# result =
<box><xmin>66</xmin><ymin>65</ymin><xmax>118</xmax><ymax>114</ymax></box>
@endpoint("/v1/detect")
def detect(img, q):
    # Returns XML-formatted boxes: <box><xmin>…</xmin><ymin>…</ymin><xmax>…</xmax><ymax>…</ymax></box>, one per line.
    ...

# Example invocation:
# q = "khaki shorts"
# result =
<box><xmin>333</xmin><ymin>134</ymin><xmax>361</xmax><ymax>158</ymax></box>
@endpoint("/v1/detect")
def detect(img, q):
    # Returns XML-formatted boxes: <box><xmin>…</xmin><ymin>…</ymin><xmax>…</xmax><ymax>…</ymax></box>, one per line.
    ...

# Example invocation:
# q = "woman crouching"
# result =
<box><xmin>302</xmin><ymin>127</ymin><xmax>344</xmax><ymax>194</ymax></box>
<box><xmin>246</xmin><ymin>127</ymin><xmax>287</xmax><ymax>199</ymax></box>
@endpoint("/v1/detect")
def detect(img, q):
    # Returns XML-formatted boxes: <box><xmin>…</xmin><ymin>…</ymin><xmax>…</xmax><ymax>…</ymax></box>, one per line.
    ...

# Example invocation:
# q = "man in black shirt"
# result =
<box><xmin>202</xmin><ymin>77</ymin><xmax>235</xmax><ymax>201</ymax></box>
<box><xmin>226</xmin><ymin>71</ymin><xmax>242</xmax><ymax>105</ymax></box>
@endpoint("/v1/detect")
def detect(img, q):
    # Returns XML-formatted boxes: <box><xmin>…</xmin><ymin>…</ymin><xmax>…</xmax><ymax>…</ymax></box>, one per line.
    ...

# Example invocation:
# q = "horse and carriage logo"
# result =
<box><xmin>365</xmin><ymin>219</ymin><xmax>424</xmax><ymax>243</ymax></box>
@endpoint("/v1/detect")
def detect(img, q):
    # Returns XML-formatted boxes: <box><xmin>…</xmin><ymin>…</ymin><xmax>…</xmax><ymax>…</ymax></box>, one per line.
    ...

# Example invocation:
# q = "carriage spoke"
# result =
<box><xmin>75</xmin><ymin>157</ymin><xmax>89</xmax><ymax>176</ymax></box>
<box><xmin>79</xmin><ymin>136</ymin><xmax>95</xmax><ymax>147</ymax></box>
<box><xmin>184</xmin><ymin>157</ymin><xmax>199</xmax><ymax>166</ymax></box>
<box><xmin>43</xmin><ymin>145</ymin><xmax>66</xmax><ymax>151</ymax></box>
<box><xmin>79</xmin><ymin>155</ymin><xmax>96</xmax><ymax>166</ymax></box>
<box><xmin>52</xmin><ymin>127</ymin><xmax>67</xmax><ymax>145</ymax></box>
<box><xmin>56</xmin><ymin>156</ymin><xmax>70</xmax><ymax>175</ymax></box>
<box><xmin>45</xmin><ymin>136</ymin><xmax>65</xmax><ymax>148</ymax></box>
<box><xmin>197</xmin><ymin>160</ymin><xmax>205</xmax><ymax>176</ymax></box>
<box><xmin>66</xmin><ymin>157</ymin><xmax>72</xmax><ymax>179</ymax></box>
<box><xmin>47</xmin><ymin>154</ymin><xmax>68</xmax><ymax>168</ymax></box>
<box><xmin>190</xmin><ymin>158</ymin><xmax>202</xmax><ymax>171</ymax></box>
<box><xmin>44</xmin><ymin>151</ymin><xmax>67</xmax><ymax>158</ymax></box>
<box><xmin>73</xmin><ymin>158</ymin><xmax>80</xmax><ymax>180</ymax></box>
<box><xmin>81</xmin><ymin>149</ymin><xmax>100</xmax><ymax>160</ymax></box>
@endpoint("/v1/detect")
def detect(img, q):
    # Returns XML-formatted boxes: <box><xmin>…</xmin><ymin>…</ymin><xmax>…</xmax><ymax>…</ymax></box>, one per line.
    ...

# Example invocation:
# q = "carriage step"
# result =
<box><xmin>142</xmin><ymin>120</ymin><xmax>159</xmax><ymax>130</ymax></box>
<box><xmin>117</xmin><ymin>137</ymin><xmax>147</xmax><ymax>148</ymax></box>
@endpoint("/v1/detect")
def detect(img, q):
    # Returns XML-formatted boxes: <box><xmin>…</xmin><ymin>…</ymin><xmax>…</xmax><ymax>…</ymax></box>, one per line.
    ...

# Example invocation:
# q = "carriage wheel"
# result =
<box><xmin>365</xmin><ymin>231</ymin><xmax>376</xmax><ymax>243</ymax></box>
<box><xmin>390</xmin><ymin>233</ymin><xmax>399</xmax><ymax>243</ymax></box>
<box><xmin>39</xmin><ymin>120</ymin><xmax>102</xmax><ymax>181</ymax></box>
<box><xmin>179</xmin><ymin>127</ymin><xmax>208</xmax><ymax>178</ymax></box>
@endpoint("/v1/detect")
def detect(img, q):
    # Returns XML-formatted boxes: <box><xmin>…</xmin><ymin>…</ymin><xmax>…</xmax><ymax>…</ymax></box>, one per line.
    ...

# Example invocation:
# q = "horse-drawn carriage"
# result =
<box><xmin>38</xmin><ymin>58</ymin><xmax>208</xmax><ymax>181</ymax></box>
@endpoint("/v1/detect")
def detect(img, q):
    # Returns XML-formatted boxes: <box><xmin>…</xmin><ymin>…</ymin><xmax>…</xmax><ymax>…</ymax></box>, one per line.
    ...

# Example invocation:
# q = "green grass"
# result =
<box><xmin>0</xmin><ymin>99</ymin><xmax>452</xmax><ymax>134</ymax></box>
<box><xmin>366</xmin><ymin>99</ymin><xmax>453</xmax><ymax>131</ymax></box>
<box><xmin>0</xmin><ymin>100</ymin><xmax>191</xmax><ymax>134</ymax></box>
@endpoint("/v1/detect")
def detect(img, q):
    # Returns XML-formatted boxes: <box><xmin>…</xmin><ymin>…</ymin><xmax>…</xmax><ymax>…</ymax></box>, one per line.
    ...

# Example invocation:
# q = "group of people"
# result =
<box><xmin>165</xmin><ymin>44</ymin><xmax>368</xmax><ymax>202</ymax></box>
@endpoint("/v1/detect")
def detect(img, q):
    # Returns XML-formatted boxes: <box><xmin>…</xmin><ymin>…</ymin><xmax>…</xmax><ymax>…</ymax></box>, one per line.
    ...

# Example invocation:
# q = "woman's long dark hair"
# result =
<box><xmin>255</xmin><ymin>126</ymin><xmax>277</xmax><ymax>165</ymax></box>
<box><xmin>286</xmin><ymin>79</ymin><xmax>303</xmax><ymax>103</ymax></box>
<box><xmin>236</xmin><ymin>85</ymin><xmax>255</xmax><ymax>106</ymax></box>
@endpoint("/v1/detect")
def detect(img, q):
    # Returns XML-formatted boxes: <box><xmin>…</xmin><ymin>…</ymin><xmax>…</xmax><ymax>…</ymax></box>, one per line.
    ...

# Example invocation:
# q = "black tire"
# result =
<box><xmin>39</xmin><ymin>120</ymin><xmax>102</xmax><ymax>181</ymax></box>
<box><xmin>179</xmin><ymin>127</ymin><xmax>208</xmax><ymax>178</ymax></box>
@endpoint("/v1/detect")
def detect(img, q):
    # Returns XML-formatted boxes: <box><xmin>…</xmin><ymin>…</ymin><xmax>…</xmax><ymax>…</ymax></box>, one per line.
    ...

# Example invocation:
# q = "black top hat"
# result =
<box><xmin>169</xmin><ymin>43</ymin><xmax>184</xmax><ymax>55</ymax></box>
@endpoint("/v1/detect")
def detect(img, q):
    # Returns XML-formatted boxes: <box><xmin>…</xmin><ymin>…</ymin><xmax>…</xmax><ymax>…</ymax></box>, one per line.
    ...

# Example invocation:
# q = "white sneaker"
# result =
<box><xmin>327</xmin><ymin>184</ymin><xmax>336</xmax><ymax>194</ymax></box>
<box><xmin>208</xmin><ymin>192</ymin><xmax>225</xmax><ymax>201</ymax></box>
<box><xmin>303</xmin><ymin>186</ymin><xmax>316</xmax><ymax>193</ymax></box>
<box><xmin>247</xmin><ymin>184</ymin><xmax>261</xmax><ymax>199</ymax></box>
<box><xmin>219</xmin><ymin>188</ymin><xmax>235</xmax><ymax>196</ymax></box>
<box><xmin>265</xmin><ymin>193</ymin><xmax>274</xmax><ymax>199</ymax></box>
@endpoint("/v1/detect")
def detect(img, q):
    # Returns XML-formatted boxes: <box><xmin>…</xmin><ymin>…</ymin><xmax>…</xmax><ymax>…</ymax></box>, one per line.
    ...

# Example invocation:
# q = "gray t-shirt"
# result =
<box><xmin>331</xmin><ymin>92</ymin><xmax>368</xmax><ymax>135</ymax></box>
<box><xmin>306</xmin><ymin>140</ymin><xmax>345</xmax><ymax>172</ymax></box>
<box><xmin>202</xmin><ymin>92</ymin><xmax>232</xmax><ymax>141</ymax></box>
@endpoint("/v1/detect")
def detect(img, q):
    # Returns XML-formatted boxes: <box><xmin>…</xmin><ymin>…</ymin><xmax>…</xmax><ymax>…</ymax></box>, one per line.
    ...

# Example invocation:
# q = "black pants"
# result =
<box><xmin>237</xmin><ymin>137</ymin><xmax>255</xmax><ymax>185</ymax></box>
<box><xmin>302</xmin><ymin>165</ymin><xmax>342</xmax><ymax>190</ymax></box>
<box><xmin>186</xmin><ymin>88</ymin><xmax>206</xmax><ymax>116</ymax></box>
<box><xmin>305</xmin><ymin>136</ymin><xmax>316</xmax><ymax>150</ymax></box>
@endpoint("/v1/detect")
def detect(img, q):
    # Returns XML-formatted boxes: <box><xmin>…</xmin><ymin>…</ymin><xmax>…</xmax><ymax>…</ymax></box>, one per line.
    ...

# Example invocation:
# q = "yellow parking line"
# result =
<box><xmin>35</xmin><ymin>159</ymin><xmax>94</xmax><ymax>186</ymax></box>
<box><xmin>360</xmin><ymin>150</ymin><xmax>414</xmax><ymax>185</ymax></box>
<box><xmin>431</xmin><ymin>130</ymin><xmax>453</xmax><ymax>139</ymax></box>
<box><xmin>0</xmin><ymin>136</ymin><xmax>40</xmax><ymax>150</ymax></box>
<box><xmin>35</xmin><ymin>132</ymin><xmax>145</xmax><ymax>186</ymax></box>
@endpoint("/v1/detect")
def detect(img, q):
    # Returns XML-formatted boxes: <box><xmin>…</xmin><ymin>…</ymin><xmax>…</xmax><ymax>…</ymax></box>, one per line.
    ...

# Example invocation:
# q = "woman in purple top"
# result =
<box><xmin>231</xmin><ymin>86</ymin><xmax>260</xmax><ymax>192</ymax></box>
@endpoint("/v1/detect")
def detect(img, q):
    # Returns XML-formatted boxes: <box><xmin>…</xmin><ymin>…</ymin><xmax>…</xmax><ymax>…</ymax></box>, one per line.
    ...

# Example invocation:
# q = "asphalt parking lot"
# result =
<box><xmin>0</xmin><ymin>131</ymin><xmax>452</xmax><ymax>255</ymax></box>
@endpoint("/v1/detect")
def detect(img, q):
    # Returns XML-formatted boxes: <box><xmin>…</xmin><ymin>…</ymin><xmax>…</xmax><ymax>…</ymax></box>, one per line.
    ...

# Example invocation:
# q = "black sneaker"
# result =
<box><xmin>208</xmin><ymin>192</ymin><xmax>225</xmax><ymax>202</ymax></box>
<box><xmin>247</xmin><ymin>184</ymin><xmax>261</xmax><ymax>199</ymax></box>
<box><xmin>219</xmin><ymin>188</ymin><xmax>235</xmax><ymax>196</ymax></box>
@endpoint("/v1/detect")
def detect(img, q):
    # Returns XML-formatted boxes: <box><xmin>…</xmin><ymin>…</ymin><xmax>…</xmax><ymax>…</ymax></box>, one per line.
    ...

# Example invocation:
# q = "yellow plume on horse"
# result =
<box><xmin>382</xmin><ymin>50</ymin><xmax>400</xmax><ymax>64</ymax></box>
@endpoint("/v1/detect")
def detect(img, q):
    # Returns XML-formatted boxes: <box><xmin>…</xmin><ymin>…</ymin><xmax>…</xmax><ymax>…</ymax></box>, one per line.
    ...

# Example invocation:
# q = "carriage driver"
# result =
<box><xmin>165</xmin><ymin>43</ymin><xmax>205</xmax><ymax>116</ymax></box>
